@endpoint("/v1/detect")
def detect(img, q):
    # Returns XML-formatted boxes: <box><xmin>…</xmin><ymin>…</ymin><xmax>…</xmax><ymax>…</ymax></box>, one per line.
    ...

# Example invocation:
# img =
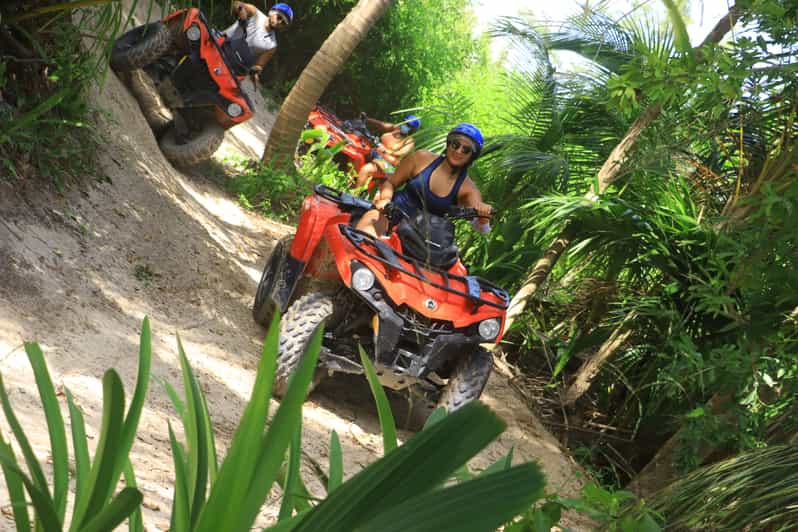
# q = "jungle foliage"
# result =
<box><xmin>3</xmin><ymin>0</ymin><xmax>798</xmax><ymax>528</ymax></box>
<box><xmin>0</xmin><ymin>318</ymin><xmax>663</xmax><ymax>531</ymax></box>
<box><xmin>446</xmin><ymin>0</ymin><xmax>798</xmax><ymax>509</ymax></box>
<box><xmin>0</xmin><ymin>0</ymin><xmax>133</xmax><ymax>187</ymax></box>
<box><xmin>262</xmin><ymin>0</ymin><xmax>480</xmax><ymax>118</ymax></box>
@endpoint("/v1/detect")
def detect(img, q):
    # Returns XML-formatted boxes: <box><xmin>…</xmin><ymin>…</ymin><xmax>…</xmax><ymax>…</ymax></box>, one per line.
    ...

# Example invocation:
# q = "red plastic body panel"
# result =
<box><xmin>326</xmin><ymin>227</ymin><xmax>505</xmax><ymax>339</ymax></box>
<box><xmin>289</xmin><ymin>192</ymin><xmax>506</xmax><ymax>342</ymax></box>
<box><xmin>161</xmin><ymin>8</ymin><xmax>253</xmax><ymax>127</ymax></box>
<box><xmin>304</xmin><ymin>106</ymin><xmax>386</xmax><ymax>180</ymax></box>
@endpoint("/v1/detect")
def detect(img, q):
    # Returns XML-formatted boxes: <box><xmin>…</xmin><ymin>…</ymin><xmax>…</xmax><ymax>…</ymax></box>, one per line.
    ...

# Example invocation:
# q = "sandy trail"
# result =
<box><xmin>0</xmin><ymin>7</ymin><xmax>586</xmax><ymax>530</ymax></box>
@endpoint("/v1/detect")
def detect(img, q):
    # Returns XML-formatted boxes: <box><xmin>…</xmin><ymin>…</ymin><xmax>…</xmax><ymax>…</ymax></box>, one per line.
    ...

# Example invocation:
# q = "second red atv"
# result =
<box><xmin>111</xmin><ymin>8</ymin><xmax>255</xmax><ymax>166</ymax></box>
<box><xmin>252</xmin><ymin>185</ymin><xmax>508</xmax><ymax>423</ymax></box>
<box><xmin>296</xmin><ymin>105</ymin><xmax>387</xmax><ymax>183</ymax></box>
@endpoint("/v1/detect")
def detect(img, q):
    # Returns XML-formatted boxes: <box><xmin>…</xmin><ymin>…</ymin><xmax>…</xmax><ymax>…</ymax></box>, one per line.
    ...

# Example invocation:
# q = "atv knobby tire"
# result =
<box><xmin>253</xmin><ymin>235</ymin><xmax>293</xmax><ymax>326</ymax></box>
<box><xmin>274</xmin><ymin>292</ymin><xmax>334</xmax><ymax>397</ymax></box>
<box><xmin>159</xmin><ymin>122</ymin><xmax>225</xmax><ymax>167</ymax></box>
<box><xmin>437</xmin><ymin>347</ymin><xmax>493</xmax><ymax>412</ymax></box>
<box><xmin>126</xmin><ymin>69</ymin><xmax>173</xmax><ymax>134</ymax></box>
<box><xmin>111</xmin><ymin>22</ymin><xmax>173</xmax><ymax>72</ymax></box>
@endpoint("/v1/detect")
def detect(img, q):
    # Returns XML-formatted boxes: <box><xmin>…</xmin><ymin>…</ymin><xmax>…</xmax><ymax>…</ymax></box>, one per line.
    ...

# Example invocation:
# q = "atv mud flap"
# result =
<box><xmin>269</xmin><ymin>254</ymin><xmax>305</xmax><ymax>315</ymax></box>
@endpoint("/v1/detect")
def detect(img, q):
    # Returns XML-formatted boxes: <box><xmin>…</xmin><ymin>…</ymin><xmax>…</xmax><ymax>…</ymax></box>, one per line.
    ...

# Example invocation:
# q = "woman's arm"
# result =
<box><xmin>390</xmin><ymin>137</ymin><xmax>415</xmax><ymax>159</ymax></box>
<box><xmin>254</xmin><ymin>48</ymin><xmax>276</xmax><ymax>68</ymax></box>
<box><xmin>458</xmin><ymin>178</ymin><xmax>492</xmax><ymax>229</ymax></box>
<box><xmin>365</xmin><ymin>117</ymin><xmax>396</xmax><ymax>134</ymax></box>
<box><xmin>232</xmin><ymin>1</ymin><xmax>259</xmax><ymax>18</ymax></box>
<box><xmin>375</xmin><ymin>151</ymin><xmax>421</xmax><ymax>207</ymax></box>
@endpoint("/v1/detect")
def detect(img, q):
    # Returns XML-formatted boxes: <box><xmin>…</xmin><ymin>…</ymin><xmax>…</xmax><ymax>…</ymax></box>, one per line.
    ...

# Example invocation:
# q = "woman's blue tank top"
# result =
<box><xmin>393</xmin><ymin>156</ymin><xmax>468</xmax><ymax>218</ymax></box>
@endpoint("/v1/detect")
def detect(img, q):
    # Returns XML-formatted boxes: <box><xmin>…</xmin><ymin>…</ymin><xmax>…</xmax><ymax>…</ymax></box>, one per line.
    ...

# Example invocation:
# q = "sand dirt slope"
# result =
<box><xmin>0</xmin><ymin>14</ymin><xmax>586</xmax><ymax>532</ymax></box>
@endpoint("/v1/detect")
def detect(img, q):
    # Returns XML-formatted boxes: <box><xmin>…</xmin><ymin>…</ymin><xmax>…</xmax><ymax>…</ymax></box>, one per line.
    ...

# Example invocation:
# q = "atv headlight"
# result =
<box><xmin>186</xmin><ymin>24</ymin><xmax>201</xmax><ymax>41</ymax></box>
<box><xmin>478</xmin><ymin>318</ymin><xmax>501</xmax><ymax>340</ymax></box>
<box><xmin>227</xmin><ymin>103</ymin><xmax>243</xmax><ymax>117</ymax></box>
<box><xmin>352</xmin><ymin>267</ymin><xmax>375</xmax><ymax>292</ymax></box>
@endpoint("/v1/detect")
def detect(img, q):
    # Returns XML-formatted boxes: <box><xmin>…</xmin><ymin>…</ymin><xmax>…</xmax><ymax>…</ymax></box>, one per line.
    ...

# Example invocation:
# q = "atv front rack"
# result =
<box><xmin>341</xmin><ymin>225</ymin><xmax>509</xmax><ymax>310</ymax></box>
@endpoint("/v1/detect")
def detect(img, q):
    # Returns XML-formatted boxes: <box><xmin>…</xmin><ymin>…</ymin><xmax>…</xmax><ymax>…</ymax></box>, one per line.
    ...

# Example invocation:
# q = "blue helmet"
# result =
<box><xmin>447</xmin><ymin>123</ymin><xmax>483</xmax><ymax>159</ymax></box>
<box><xmin>270</xmin><ymin>3</ymin><xmax>294</xmax><ymax>24</ymax></box>
<box><xmin>399</xmin><ymin>114</ymin><xmax>421</xmax><ymax>135</ymax></box>
<box><xmin>405</xmin><ymin>114</ymin><xmax>421</xmax><ymax>130</ymax></box>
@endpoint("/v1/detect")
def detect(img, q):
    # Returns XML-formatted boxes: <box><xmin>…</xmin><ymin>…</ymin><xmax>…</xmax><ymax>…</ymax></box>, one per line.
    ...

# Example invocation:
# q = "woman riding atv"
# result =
<box><xmin>355</xmin><ymin>114</ymin><xmax>421</xmax><ymax>188</ymax></box>
<box><xmin>223</xmin><ymin>1</ymin><xmax>293</xmax><ymax>85</ymax></box>
<box><xmin>356</xmin><ymin>123</ymin><xmax>492</xmax><ymax>236</ymax></box>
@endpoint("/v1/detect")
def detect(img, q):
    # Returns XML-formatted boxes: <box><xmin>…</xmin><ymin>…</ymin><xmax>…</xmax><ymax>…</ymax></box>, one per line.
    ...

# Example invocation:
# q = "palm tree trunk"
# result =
<box><xmin>627</xmin><ymin>393</ymin><xmax>732</xmax><ymax>497</ymax></box>
<box><xmin>261</xmin><ymin>0</ymin><xmax>395</xmax><ymax>167</ymax></box>
<box><xmin>499</xmin><ymin>5</ymin><xmax>740</xmax><ymax>336</ymax></box>
<box><xmin>563</xmin><ymin>316</ymin><xmax>634</xmax><ymax>406</ymax></box>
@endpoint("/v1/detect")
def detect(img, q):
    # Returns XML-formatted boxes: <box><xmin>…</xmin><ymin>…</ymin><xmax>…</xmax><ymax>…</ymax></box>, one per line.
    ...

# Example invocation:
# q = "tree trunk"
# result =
<box><xmin>627</xmin><ymin>393</ymin><xmax>732</xmax><ymax>497</ymax></box>
<box><xmin>498</xmin><ymin>4</ymin><xmax>740</xmax><ymax>336</ymax></box>
<box><xmin>261</xmin><ymin>0</ymin><xmax>394</xmax><ymax>167</ymax></box>
<box><xmin>563</xmin><ymin>320</ymin><xmax>634</xmax><ymax>406</ymax></box>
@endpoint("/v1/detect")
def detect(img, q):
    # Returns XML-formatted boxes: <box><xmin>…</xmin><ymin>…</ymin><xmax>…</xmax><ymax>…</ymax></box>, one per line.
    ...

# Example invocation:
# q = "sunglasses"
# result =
<box><xmin>271</xmin><ymin>12</ymin><xmax>288</xmax><ymax>25</ymax></box>
<box><xmin>447</xmin><ymin>139</ymin><xmax>474</xmax><ymax>155</ymax></box>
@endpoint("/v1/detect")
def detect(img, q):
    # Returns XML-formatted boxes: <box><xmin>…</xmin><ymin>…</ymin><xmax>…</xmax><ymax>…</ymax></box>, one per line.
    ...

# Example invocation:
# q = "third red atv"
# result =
<box><xmin>252</xmin><ymin>185</ymin><xmax>508</xmax><ymax>423</ymax></box>
<box><xmin>296</xmin><ymin>105</ymin><xmax>387</xmax><ymax>184</ymax></box>
<box><xmin>110</xmin><ymin>8</ymin><xmax>255</xmax><ymax>166</ymax></box>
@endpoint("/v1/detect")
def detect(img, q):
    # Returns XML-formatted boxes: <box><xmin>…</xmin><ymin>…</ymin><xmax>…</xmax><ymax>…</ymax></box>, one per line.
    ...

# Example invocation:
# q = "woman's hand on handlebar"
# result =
<box><xmin>475</xmin><ymin>201</ymin><xmax>492</xmax><ymax>219</ymax></box>
<box><xmin>250</xmin><ymin>65</ymin><xmax>262</xmax><ymax>85</ymax></box>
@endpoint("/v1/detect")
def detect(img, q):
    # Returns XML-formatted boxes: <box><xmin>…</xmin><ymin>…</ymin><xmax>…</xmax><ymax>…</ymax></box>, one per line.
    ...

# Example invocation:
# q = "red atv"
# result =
<box><xmin>252</xmin><ymin>185</ymin><xmax>508</xmax><ymax>423</ymax></box>
<box><xmin>296</xmin><ymin>105</ymin><xmax>386</xmax><ymax>183</ymax></box>
<box><xmin>111</xmin><ymin>8</ymin><xmax>255</xmax><ymax>166</ymax></box>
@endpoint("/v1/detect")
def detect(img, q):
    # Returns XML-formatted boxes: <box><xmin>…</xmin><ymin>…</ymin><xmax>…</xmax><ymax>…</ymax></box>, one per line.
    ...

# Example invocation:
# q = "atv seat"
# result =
<box><xmin>396</xmin><ymin>213</ymin><xmax>459</xmax><ymax>269</ymax></box>
<box><xmin>220</xmin><ymin>37</ymin><xmax>254</xmax><ymax>77</ymax></box>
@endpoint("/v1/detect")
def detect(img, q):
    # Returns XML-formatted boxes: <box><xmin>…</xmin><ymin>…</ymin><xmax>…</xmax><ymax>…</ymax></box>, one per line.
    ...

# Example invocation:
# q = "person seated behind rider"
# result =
<box><xmin>356</xmin><ymin>123</ymin><xmax>492</xmax><ymax>237</ymax></box>
<box><xmin>223</xmin><ymin>2</ymin><xmax>293</xmax><ymax>84</ymax></box>
<box><xmin>355</xmin><ymin>114</ymin><xmax>421</xmax><ymax>188</ymax></box>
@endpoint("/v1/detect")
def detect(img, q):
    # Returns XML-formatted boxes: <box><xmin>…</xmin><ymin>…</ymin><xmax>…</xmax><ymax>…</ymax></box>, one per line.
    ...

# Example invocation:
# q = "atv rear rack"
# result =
<box><xmin>341</xmin><ymin>225</ymin><xmax>509</xmax><ymax>310</ymax></box>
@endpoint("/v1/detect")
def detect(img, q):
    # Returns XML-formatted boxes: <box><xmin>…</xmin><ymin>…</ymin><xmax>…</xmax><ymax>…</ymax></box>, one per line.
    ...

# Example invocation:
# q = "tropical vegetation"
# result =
<box><xmin>2</xmin><ymin>0</ymin><xmax>798</xmax><ymax>529</ymax></box>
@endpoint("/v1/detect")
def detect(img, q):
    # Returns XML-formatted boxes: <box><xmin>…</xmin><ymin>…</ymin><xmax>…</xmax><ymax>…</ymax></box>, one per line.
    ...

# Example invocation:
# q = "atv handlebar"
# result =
<box><xmin>445</xmin><ymin>206</ymin><xmax>497</xmax><ymax>220</ymax></box>
<box><xmin>312</xmin><ymin>185</ymin><xmax>495</xmax><ymax>221</ymax></box>
<box><xmin>378</xmin><ymin>202</ymin><xmax>495</xmax><ymax>222</ymax></box>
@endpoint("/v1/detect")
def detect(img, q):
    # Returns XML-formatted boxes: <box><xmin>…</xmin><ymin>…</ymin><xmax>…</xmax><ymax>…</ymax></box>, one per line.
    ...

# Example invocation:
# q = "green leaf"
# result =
<box><xmin>198</xmin><ymin>384</ymin><xmax>218</xmax><ymax>484</ymax></box>
<box><xmin>422</xmin><ymin>406</ymin><xmax>447</xmax><ymax>429</ymax></box>
<box><xmin>359</xmin><ymin>346</ymin><xmax>397</xmax><ymax>454</ymax></box>
<box><xmin>279</xmin><ymin>423</ymin><xmax>303</xmax><ymax>520</ymax></box>
<box><xmin>168</xmin><ymin>423</ymin><xmax>191</xmax><ymax>532</ymax></box>
<box><xmin>328</xmin><ymin>430</ymin><xmax>343</xmax><ymax>494</ymax></box>
<box><xmin>5</xmin><ymin>88</ymin><xmax>69</xmax><ymax>133</ymax></box>
<box><xmin>156</xmin><ymin>376</ymin><xmax>186</xmax><ymax>419</ymax></box>
<box><xmin>115</xmin><ymin>317</ymin><xmax>152</xmax><ymax>485</ymax></box>
<box><xmin>80</xmin><ymin>487</ymin><xmax>143</xmax><ymax>532</ymax></box>
<box><xmin>231</xmin><ymin>323</ymin><xmax>324</xmax><ymax>531</ymax></box>
<box><xmin>123</xmin><ymin>459</ymin><xmax>143</xmax><ymax>532</ymax></box>
<box><xmin>0</xmin><ymin>443</ymin><xmax>61</xmax><ymax>531</ymax></box>
<box><xmin>479</xmin><ymin>446</ymin><xmax>515</xmax><ymax>477</ymax></box>
<box><xmin>686</xmin><ymin>406</ymin><xmax>705</xmax><ymax>418</ymax></box>
<box><xmin>358</xmin><ymin>463</ymin><xmax>545</xmax><ymax>532</ymax></box>
<box><xmin>176</xmin><ymin>334</ymin><xmax>209</xmax><ymax>526</ymax></box>
<box><xmin>24</xmin><ymin>342</ymin><xmax>69</xmax><ymax>522</ymax></box>
<box><xmin>71</xmin><ymin>370</ymin><xmax>126</xmax><ymax>530</ymax></box>
<box><xmin>263</xmin><ymin>510</ymin><xmax>310</xmax><ymax>532</ymax></box>
<box><xmin>0</xmin><ymin>373</ymin><xmax>52</xmax><ymax>508</ymax></box>
<box><xmin>661</xmin><ymin>0</ymin><xmax>694</xmax><ymax>60</ymax></box>
<box><xmin>0</xmin><ymin>437</ymin><xmax>31</xmax><ymax>531</ymax></box>
<box><xmin>65</xmin><ymin>389</ymin><xmax>90</xmax><ymax>522</ymax></box>
<box><xmin>293</xmin><ymin>402</ymin><xmax>506</xmax><ymax>531</ymax></box>
<box><xmin>532</xmin><ymin>500</ymin><xmax>563</xmax><ymax>531</ymax></box>
<box><xmin>194</xmin><ymin>312</ymin><xmax>280</xmax><ymax>531</ymax></box>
